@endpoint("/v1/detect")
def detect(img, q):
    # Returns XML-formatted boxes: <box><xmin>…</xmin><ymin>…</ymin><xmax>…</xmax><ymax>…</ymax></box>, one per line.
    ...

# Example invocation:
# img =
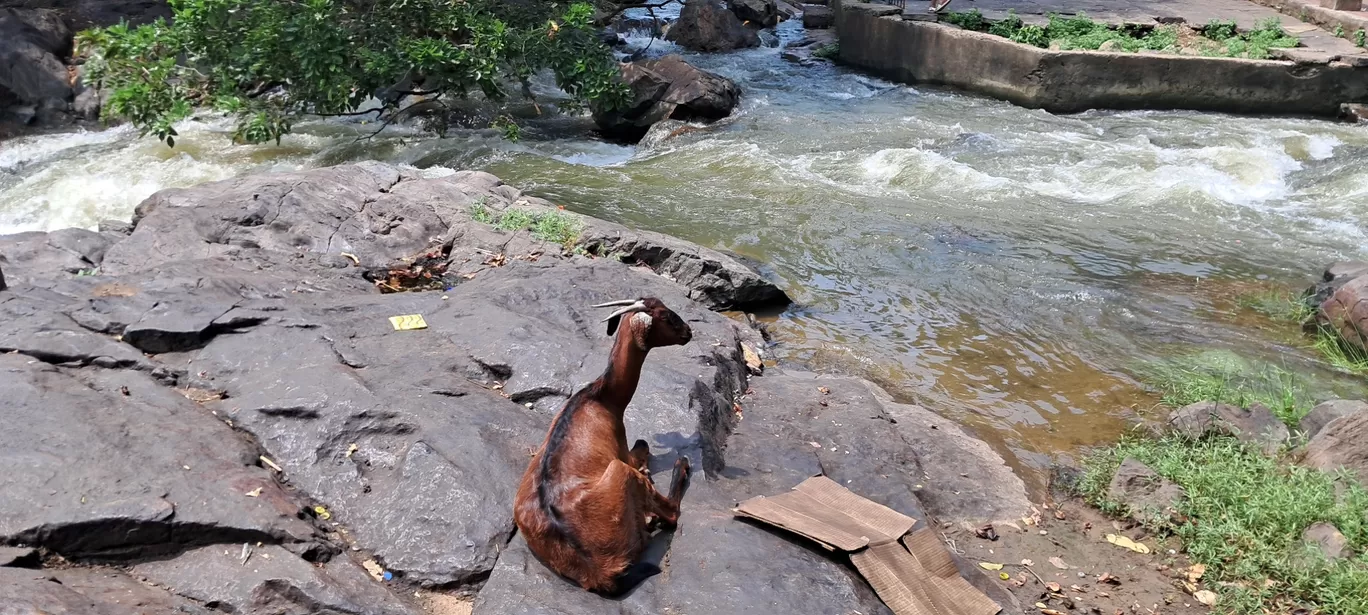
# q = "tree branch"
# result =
<box><xmin>594</xmin><ymin>0</ymin><xmax>681</xmax><ymax>27</ymax></box>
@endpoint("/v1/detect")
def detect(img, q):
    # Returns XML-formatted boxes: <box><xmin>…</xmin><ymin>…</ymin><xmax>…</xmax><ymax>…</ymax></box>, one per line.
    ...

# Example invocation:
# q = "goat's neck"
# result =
<box><xmin>597</xmin><ymin>328</ymin><xmax>648</xmax><ymax>415</ymax></box>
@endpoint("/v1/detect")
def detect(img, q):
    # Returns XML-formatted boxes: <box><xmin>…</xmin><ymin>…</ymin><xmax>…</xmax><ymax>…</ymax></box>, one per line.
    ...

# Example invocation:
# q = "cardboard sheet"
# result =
<box><xmin>735</xmin><ymin>476</ymin><xmax>1001</xmax><ymax>615</ymax></box>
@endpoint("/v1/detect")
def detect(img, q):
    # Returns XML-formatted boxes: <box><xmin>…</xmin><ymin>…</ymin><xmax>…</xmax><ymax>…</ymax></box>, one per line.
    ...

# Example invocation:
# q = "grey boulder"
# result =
<box><xmin>594</xmin><ymin>54</ymin><xmax>742</xmax><ymax>143</ymax></box>
<box><xmin>665</xmin><ymin>0</ymin><xmax>761</xmax><ymax>52</ymax></box>
<box><xmin>1168</xmin><ymin>401</ymin><xmax>1289</xmax><ymax>455</ymax></box>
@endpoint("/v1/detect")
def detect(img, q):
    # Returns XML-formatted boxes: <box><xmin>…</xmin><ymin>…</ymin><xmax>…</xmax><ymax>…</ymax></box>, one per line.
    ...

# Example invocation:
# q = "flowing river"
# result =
<box><xmin>4</xmin><ymin>20</ymin><xmax>1367</xmax><ymax>486</ymax></box>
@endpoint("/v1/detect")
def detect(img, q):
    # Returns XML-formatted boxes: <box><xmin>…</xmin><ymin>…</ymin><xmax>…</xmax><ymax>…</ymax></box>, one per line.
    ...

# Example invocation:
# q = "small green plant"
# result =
<box><xmin>494</xmin><ymin>209</ymin><xmax>535</xmax><ymax>232</ymax></box>
<box><xmin>469</xmin><ymin>198</ymin><xmax>493</xmax><ymax>224</ymax></box>
<box><xmin>1237</xmin><ymin>289</ymin><xmax>1315</xmax><ymax>324</ymax></box>
<box><xmin>1301</xmin><ymin>8</ymin><xmax>1311</xmax><ymax>22</ymax></box>
<box><xmin>987</xmin><ymin>10</ymin><xmax>1023</xmax><ymax>38</ymax></box>
<box><xmin>1312</xmin><ymin>329</ymin><xmax>1368</xmax><ymax>374</ymax></box>
<box><xmin>1356</xmin><ymin>29</ymin><xmax>1366</xmax><ymax>47</ymax></box>
<box><xmin>812</xmin><ymin>43</ymin><xmax>840</xmax><ymax>60</ymax></box>
<box><xmin>942</xmin><ymin>9</ymin><xmax>986</xmax><ymax>31</ymax></box>
<box><xmin>1077</xmin><ymin>433</ymin><xmax>1368</xmax><ymax>615</ymax></box>
<box><xmin>1010</xmin><ymin>24</ymin><xmax>1049</xmax><ymax>47</ymax></box>
<box><xmin>1335</xmin><ymin>24</ymin><xmax>1346</xmax><ymax>38</ymax></box>
<box><xmin>1205</xmin><ymin>19</ymin><xmax>1238</xmax><ymax>40</ymax></box>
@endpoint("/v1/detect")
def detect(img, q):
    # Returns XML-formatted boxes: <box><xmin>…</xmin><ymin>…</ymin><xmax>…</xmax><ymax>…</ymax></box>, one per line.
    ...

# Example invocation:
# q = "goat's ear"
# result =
<box><xmin>606</xmin><ymin>313</ymin><xmax>623</xmax><ymax>337</ymax></box>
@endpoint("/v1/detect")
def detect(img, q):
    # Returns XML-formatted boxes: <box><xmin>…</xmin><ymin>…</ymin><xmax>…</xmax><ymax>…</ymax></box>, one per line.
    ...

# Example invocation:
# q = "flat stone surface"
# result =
<box><xmin>0</xmin><ymin>566</ymin><xmax>211</xmax><ymax>615</ymax></box>
<box><xmin>1301</xmin><ymin>399</ymin><xmax>1368</xmax><ymax>439</ymax></box>
<box><xmin>0</xmin><ymin>354</ymin><xmax>317</xmax><ymax>560</ymax></box>
<box><xmin>135</xmin><ymin>545</ymin><xmax>420</xmax><ymax>615</ymax></box>
<box><xmin>1107</xmin><ymin>458</ymin><xmax>1186</xmax><ymax>525</ymax></box>
<box><xmin>1304</xmin><ymin>408</ymin><xmax>1368</xmax><ymax>487</ymax></box>
<box><xmin>0</xmin><ymin>546</ymin><xmax>37</xmax><ymax>567</ymax></box>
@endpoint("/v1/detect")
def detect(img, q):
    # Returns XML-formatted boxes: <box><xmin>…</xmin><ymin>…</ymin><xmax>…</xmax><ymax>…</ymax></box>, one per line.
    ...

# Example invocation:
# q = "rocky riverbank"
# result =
<box><xmin>0</xmin><ymin>163</ymin><xmax>1041</xmax><ymax>614</ymax></box>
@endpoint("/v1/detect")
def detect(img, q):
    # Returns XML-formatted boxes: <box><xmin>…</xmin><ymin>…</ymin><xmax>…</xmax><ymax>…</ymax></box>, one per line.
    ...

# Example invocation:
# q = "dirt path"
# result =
<box><xmin>949</xmin><ymin>500</ymin><xmax>1211</xmax><ymax>615</ymax></box>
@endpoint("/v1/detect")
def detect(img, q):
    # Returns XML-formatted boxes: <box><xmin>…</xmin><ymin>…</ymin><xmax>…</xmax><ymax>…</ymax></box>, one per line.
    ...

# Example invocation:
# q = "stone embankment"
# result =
<box><xmin>831</xmin><ymin>0</ymin><xmax>1368</xmax><ymax>117</ymax></box>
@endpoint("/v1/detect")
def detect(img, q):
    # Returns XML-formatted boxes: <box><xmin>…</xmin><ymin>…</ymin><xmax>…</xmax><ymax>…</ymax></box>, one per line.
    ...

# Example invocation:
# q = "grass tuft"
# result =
<box><xmin>470</xmin><ymin>203</ymin><xmax>582</xmax><ymax>247</ymax></box>
<box><xmin>1078</xmin><ymin>434</ymin><xmax>1368</xmax><ymax>615</ymax></box>
<box><xmin>1237</xmin><ymin>289</ymin><xmax>1315</xmax><ymax>324</ymax></box>
<box><xmin>945</xmin><ymin>11</ymin><xmax>1297</xmax><ymax>58</ymax></box>
<box><xmin>1138</xmin><ymin>350</ymin><xmax>1314</xmax><ymax>426</ymax></box>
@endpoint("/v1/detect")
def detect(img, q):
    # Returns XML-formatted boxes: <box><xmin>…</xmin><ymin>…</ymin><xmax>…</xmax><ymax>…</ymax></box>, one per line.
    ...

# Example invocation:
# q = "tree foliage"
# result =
<box><xmin>77</xmin><ymin>0</ymin><xmax>632</xmax><ymax>146</ymax></box>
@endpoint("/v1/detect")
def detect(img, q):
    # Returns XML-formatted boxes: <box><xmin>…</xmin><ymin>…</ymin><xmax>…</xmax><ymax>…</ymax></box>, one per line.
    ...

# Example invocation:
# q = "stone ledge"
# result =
<box><xmin>834</xmin><ymin>0</ymin><xmax>1368</xmax><ymax>116</ymax></box>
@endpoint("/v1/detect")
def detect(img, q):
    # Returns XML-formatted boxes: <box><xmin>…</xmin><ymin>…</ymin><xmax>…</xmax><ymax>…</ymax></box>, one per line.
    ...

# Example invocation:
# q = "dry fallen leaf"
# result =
<box><xmin>1105</xmin><ymin>533</ymin><xmax>1151</xmax><ymax>554</ymax></box>
<box><xmin>1097</xmin><ymin>572</ymin><xmax>1120</xmax><ymax>585</ymax></box>
<box><xmin>1187</xmin><ymin>563</ymin><xmax>1206</xmax><ymax>583</ymax></box>
<box><xmin>999</xmin><ymin>572</ymin><xmax>1011</xmax><ymax>580</ymax></box>
<box><xmin>1045</xmin><ymin>582</ymin><xmax>1062</xmax><ymax>593</ymax></box>
<box><xmin>817</xmin><ymin>386</ymin><xmax>831</xmax><ymax>395</ymax></box>
<box><xmin>1054</xmin><ymin>510</ymin><xmax>1067</xmax><ymax>520</ymax></box>
<box><xmin>362</xmin><ymin>559</ymin><xmax>384</xmax><ymax>581</ymax></box>
<box><xmin>1041</xmin><ymin>610</ymin><xmax>1067</xmax><ymax>615</ymax></box>
<box><xmin>1070</xmin><ymin>584</ymin><xmax>1085</xmax><ymax>593</ymax></box>
<box><xmin>979</xmin><ymin>562</ymin><xmax>1004</xmax><ymax>571</ymax></box>
<box><xmin>244</xmin><ymin>487</ymin><xmax>263</xmax><ymax>498</ymax></box>
<box><xmin>1021</xmin><ymin>558</ymin><xmax>1035</xmax><ymax>566</ymax></box>
<box><xmin>975</xmin><ymin>524</ymin><xmax>999</xmax><ymax>541</ymax></box>
<box><xmin>1034</xmin><ymin>603</ymin><xmax>1048</xmax><ymax>610</ymax></box>
<box><xmin>1194</xmin><ymin>590</ymin><xmax>1218</xmax><ymax>606</ymax></box>
<box><xmin>1049</xmin><ymin>556</ymin><xmax>1070</xmax><ymax>570</ymax></box>
<box><xmin>1183</xmin><ymin>581</ymin><xmax>1198</xmax><ymax>594</ymax></box>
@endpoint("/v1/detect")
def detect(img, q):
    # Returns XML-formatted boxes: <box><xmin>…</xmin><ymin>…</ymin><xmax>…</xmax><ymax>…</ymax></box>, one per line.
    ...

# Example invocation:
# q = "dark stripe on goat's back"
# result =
<box><xmin>537</xmin><ymin>380</ymin><xmax>605</xmax><ymax>503</ymax></box>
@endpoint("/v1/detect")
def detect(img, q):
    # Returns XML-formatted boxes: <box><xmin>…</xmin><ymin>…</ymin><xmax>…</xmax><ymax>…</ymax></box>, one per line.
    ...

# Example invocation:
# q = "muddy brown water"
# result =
<box><xmin>4</xmin><ymin>21</ymin><xmax>1367</xmax><ymax>489</ymax></box>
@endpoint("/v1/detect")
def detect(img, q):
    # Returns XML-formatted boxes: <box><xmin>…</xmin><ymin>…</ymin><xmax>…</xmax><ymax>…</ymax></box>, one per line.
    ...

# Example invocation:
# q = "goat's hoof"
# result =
<box><xmin>674</xmin><ymin>455</ymin><xmax>690</xmax><ymax>475</ymax></box>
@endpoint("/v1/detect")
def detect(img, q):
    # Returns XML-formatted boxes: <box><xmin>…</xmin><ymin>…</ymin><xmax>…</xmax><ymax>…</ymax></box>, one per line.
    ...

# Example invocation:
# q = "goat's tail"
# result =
<box><xmin>537</xmin><ymin>481</ymin><xmax>587</xmax><ymax>555</ymax></box>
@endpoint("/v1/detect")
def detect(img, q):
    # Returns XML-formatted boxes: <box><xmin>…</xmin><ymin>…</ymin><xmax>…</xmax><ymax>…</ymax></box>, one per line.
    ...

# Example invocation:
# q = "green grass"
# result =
<box><xmin>1077</xmin><ymin>434</ymin><xmax>1368</xmax><ymax>615</ymax></box>
<box><xmin>470</xmin><ymin>204</ymin><xmax>582</xmax><ymax>247</ymax></box>
<box><xmin>469</xmin><ymin>198</ymin><xmax>494</xmax><ymax>224</ymax></box>
<box><xmin>944</xmin><ymin>11</ymin><xmax>1297</xmax><ymax>58</ymax></box>
<box><xmin>1235</xmin><ymin>288</ymin><xmax>1368</xmax><ymax>375</ymax></box>
<box><xmin>1312</xmin><ymin>331</ymin><xmax>1368</xmax><ymax>374</ymax></box>
<box><xmin>1139</xmin><ymin>350</ymin><xmax>1315</xmax><ymax>426</ymax></box>
<box><xmin>1356</xmin><ymin>29</ymin><xmax>1366</xmax><ymax>47</ymax></box>
<box><xmin>811</xmin><ymin>43</ymin><xmax>840</xmax><ymax>60</ymax></box>
<box><xmin>1237</xmin><ymin>289</ymin><xmax>1315</xmax><ymax>324</ymax></box>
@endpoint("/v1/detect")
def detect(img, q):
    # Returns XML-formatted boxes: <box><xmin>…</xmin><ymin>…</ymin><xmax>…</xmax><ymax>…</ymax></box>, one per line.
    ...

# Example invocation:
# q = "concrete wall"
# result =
<box><xmin>834</xmin><ymin>1</ymin><xmax>1368</xmax><ymax>116</ymax></box>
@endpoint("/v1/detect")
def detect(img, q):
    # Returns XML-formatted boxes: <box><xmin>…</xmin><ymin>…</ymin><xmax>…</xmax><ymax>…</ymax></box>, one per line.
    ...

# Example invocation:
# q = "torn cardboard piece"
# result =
<box><xmin>735</xmin><ymin>476</ymin><xmax>1000</xmax><ymax>615</ymax></box>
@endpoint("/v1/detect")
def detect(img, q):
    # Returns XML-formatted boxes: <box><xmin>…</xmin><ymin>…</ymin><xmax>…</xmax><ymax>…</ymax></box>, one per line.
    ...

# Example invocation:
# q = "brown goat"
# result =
<box><xmin>513</xmin><ymin>297</ymin><xmax>694</xmax><ymax>595</ymax></box>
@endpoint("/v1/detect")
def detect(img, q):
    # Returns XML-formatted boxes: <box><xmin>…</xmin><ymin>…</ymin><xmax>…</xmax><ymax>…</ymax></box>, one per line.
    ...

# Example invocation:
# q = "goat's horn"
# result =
<box><xmin>593</xmin><ymin>299</ymin><xmax>640</xmax><ymax>308</ymax></box>
<box><xmin>600</xmin><ymin>301</ymin><xmax>647</xmax><ymax>322</ymax></box>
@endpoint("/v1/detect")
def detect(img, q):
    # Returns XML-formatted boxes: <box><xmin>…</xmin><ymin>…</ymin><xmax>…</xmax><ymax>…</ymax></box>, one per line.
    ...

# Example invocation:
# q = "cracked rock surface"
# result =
<box><xmin>1</xmin><ymin>164</ymin><xmax>1028</xmax><ymax>614</ymax></box>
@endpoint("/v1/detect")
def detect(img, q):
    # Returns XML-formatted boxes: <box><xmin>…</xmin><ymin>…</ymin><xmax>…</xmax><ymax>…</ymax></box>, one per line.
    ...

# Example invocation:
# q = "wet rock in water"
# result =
<box><xmin>732</xmin><ymin>0</ymin><xmax>779</xmax><ymax>27</ymax></box>
<box><xmin>776</xmin><ymin>0</ymin><xmax>803</xmax><ymax>22</ymax></box>
<box><xmin>1106</xmin><ymin>458</ymin><xmax>1186</xmax><ymax>526</ymax></box>
<box><xmin>1301</xmin><ymin>399</ymin><xmax>1368</xmax><ymax>439</ymax></box>
<box><xmin>1168</xmin><ymin>401</ymin><xmax>1290</xmax><ymax>455</ymax></box>
<box><xmin>1302</xmin><ymin>522</ymin><xmax>1350</xmax><ymax>560</ymax></box>
<box><xmin>1313</xmin><ymin>263</ymin><xmax>1368</xmax><ymax>352</ymax></box>
<box><xmin>782</xmin><ymin>29</ymin><xmax>838</xmax><ymax>65</ymax></box>
<box><xmin>595</xmin><ymin>54</ymin><xmax>742</xmax><ymax>143</ymax></box>
<box><xmin>1303</xmin><ymin>408</ymin><xmax>1368</xmax><ymax>488</ymax></box>
<box><xmin>665</xmin><ymin>0</ymin><xmax>760</xmax><ymax>52</ymax></box>
<box><xmin>1</xmin><ymin>567</ymin><xmax>213</xmax><ymax>615</ymax></box>
<box><xmin>135</xmin><ymin>545</ymin><xmax>420</xmax><ymax>615</ymax></box>
<box><xmin>803</xmin><ymin>4</ymin><xmax>835</xmax><ymax>29</ymax></box>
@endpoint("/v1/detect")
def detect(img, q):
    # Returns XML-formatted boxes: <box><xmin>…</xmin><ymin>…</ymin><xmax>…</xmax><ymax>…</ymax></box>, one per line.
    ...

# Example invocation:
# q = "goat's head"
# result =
<box><xmin>595</xmin><ymin>297</ymin><xmax>693</xmax><ymax>349</ymax></box>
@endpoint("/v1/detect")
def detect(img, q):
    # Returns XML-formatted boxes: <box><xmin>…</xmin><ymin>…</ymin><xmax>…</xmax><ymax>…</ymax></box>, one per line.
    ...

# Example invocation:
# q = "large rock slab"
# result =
<box><xmin>175</xmin><ymin>258</ymin><xmax>757</xmax><ymax>588</ymax></box>
<box><xmin>135</xmin><ymin>545</ymin><xmax>420</xmax><ymax>615</ymax></box>
<box><xmin>594</xmin><ymin>55</ymin><xmax>742</xmax><ymax>143</ymax></box>
<box><xmin>0</xmin><ymin>8</ymin><xmax>73</xmax><ymax>122</ymax></box>
<box><xmin>1303</xmin><ymin>408</ymin><xmax>1368</xmax><ymax>488</ymax></box>
<box><xmin>1</xmin><ymin>567</ymin><xmax>212</xmax><ymax>614</ymax></box>
<box><xmin>96</xmin><ymin>163</ymin><xmax>785</xmax><ymax>311</ymax></box>
<box><xmin>1168</xmin><ymin>401</ymin><xmax>1289</xmax><ymax>455</ymax></box>
<box><xmin>0</xmin><ymin>354</ymin><xmax>318</xmax><ymax>560</ymax></box>
<box><xmin>1311</xmin><ymin>261</ymin><xmax>1368</xmax><ymax>352</ymax></box>
<box><xmin>665</xmin><ymin>0</ymin><xmax>761</xmax><ymax>52</ymax></box>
